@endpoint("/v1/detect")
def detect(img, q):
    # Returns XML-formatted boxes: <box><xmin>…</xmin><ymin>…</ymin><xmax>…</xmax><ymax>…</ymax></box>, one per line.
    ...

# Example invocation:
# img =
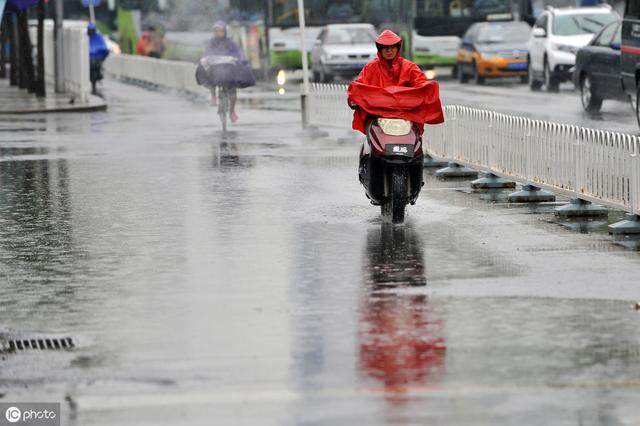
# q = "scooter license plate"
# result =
<box><xmin>385</xmin><ymin>144</ymin><xmax>414</xmax><ymax>157</ymax></box>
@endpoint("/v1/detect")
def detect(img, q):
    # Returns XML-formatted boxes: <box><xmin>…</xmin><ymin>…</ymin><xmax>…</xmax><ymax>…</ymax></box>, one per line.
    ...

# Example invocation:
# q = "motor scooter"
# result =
<box><xmin>358</xmin><ymin>117</ymin><xmax>424</xmax><ymax>223</ymax></box>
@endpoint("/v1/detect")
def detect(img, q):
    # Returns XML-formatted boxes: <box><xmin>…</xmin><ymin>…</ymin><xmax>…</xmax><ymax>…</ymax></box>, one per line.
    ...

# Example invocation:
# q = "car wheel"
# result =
<box><xmin>472</xmin><ymin>62</ymin><xmax>485</xmax><ymax>85</ymax></box>
<box><xmin>580</xmin><ymin>74</ymin><xmax>602</xmax><ymax>113</ymax></box>
<box><xmin>313</xmin><ymin>70</ymin><xmax>321</xmax><ymax>82</ymax></box>
<box><xmin>457</xmin><ymin>63</ymin><xmax>469</xmax><ymax>84</ymax></box>
<box><xmin>544</xmin><ymin>59</ymin><xmax>559</xmax><ymax>92</ymax></box>
<box><xmin>528</xmin><ymin>59</ymin><xmax>542</xmax><ymax>91</ymax></box>
<box><xmin>320</xmin><ymin>68</ymin><xmax>333</xmax><ymax>83</ymax></box>
<box><xmin>451</xmin><ymin>65</ymin><xmax>458</xmax><ymax>79</ymax></box>
<box><xmin>636</xmin><ymin>86</ymin><xmax>640</xmax><ymax>129</ymax></box>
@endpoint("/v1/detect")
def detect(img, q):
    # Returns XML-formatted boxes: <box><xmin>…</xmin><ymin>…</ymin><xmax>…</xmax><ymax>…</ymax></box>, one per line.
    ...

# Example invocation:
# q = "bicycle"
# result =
<box><xmin>216</xmin><ymin>86</ymin><xmax>233</xmax><ymax>133</ymax></box>
<box><xmin>198</xmin><ymin>55</ymin><xmax>238</xmax><ymax>133</ymax></box>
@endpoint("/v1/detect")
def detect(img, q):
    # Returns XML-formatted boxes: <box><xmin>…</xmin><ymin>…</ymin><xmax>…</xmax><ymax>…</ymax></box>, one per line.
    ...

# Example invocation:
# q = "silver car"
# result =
<box><xmin>311</xmin><ymin>24</ymin><xmax>379</xmax><ymax>82</ymax></box>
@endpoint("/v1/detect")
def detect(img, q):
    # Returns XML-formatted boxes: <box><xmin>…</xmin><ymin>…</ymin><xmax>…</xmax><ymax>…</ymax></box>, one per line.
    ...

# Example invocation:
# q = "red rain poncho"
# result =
<box><xmin>347</xmin><ymin>30</ymin><xmax>444</xmax><ymax>134</ymax></box>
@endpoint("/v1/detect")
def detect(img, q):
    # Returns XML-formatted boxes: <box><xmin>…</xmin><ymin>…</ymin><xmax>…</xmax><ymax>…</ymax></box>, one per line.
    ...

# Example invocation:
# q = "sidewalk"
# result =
<box><xmin>0</xmin><ymin>78</ymin><xmax>107</xmax><ymax>114</ymax></box>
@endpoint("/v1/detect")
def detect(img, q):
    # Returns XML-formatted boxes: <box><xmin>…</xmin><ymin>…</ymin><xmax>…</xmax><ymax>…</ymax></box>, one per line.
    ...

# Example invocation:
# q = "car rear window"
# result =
<box><xmin>476</xmin><ymin>22</ymin><xmax>531</xmax><ymax>43</ymax></box>
<box><xmin>552</xmin><ymin>13</ymin><xmax>618</xmax><ymax>36</ymax></box>
<box><xmin>325</xmin><ymin>27</ymin><xmax>377</xmax><ymax>44</ymax></box>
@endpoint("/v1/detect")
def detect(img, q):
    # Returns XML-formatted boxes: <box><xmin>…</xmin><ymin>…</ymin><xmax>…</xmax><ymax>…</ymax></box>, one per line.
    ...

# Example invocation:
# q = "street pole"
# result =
<box><xmin>89</xmin><ymin>4</ymin><xmax>95</xmax><ymax>24</ymax></box>
<box><xmin>264</xmin><ymin>0</ymin><xmax>272</xmax><ymax>81</ymax></box>
<box><xmin>53</xmin><ymin>0</ymin><xmax>65</xmax><ymax>93</ymax></box>
<box><xmin>296</xmin><ymin>0</ymin><xmax>310</xmax><ymax>127</ymax></box>
<box><xmin>36</xmin><ymin>0</ymin><xmax>45</xmax><ymax>96</ymax></box>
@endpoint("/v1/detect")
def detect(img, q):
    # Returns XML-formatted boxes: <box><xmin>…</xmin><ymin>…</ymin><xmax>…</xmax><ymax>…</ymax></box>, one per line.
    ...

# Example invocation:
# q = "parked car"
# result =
<box><xmin>310</xmin><ymin>23</ymin><xmax>378</xmax><ymax>82</ymax></box>
<box><xmin>621</xmin><ymin>1</ymin><xmax>640</xmax><ymax>126</ymax></box>
<box><xmin>528</xmin><ymin>5</ymin><xmax>619</xmax><ymax>92</ymax></box>
<box><xmin>573</xmin><ymin>19</ymin><xmax>623</xmax><ymax>113</ymax></box>
<box><xmin>456</xmin><ymin>21</ymin><xmax>531</xmax><ymax>84</ymax></box>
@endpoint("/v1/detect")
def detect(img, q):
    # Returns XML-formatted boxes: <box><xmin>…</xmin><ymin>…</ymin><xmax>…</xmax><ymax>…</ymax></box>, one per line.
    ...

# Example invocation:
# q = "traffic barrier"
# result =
<box><xmin>30</xmin><ymin>20</ymin><xmax>91</xmax><ymax>103</ymax></box>
<box><xmin>104</xmin><ymin>54</ymin><xmax>208</xmax><ymax>96</ymax></box>
<box><xmin>306</xmin><ymin>83</ymin><xmax>352</xmax><ymax>129</ymax></box>
<box><xmin>428</xmin><ymin>106</ymin><xmax>640</xmax><ymax>216</ymax></box>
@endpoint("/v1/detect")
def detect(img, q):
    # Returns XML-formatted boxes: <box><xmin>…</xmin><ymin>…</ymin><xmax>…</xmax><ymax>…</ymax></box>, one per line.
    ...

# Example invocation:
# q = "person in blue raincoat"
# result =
<box><xmin>196</xmin><ymin>20</ymin><xmax>255</xmax><ymax>123</ymax></box>
<box><xmin>88</xmin><ymin>22</ymin><xmax>109</xmax><ymax>95</ymax></box>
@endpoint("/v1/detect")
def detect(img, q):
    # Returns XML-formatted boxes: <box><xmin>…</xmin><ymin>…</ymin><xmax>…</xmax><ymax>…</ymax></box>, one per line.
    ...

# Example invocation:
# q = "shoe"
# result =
<box><xmin>230</xmin><ymin>111</ymin><xmax>238</xmax><ymax>123</ymax></box>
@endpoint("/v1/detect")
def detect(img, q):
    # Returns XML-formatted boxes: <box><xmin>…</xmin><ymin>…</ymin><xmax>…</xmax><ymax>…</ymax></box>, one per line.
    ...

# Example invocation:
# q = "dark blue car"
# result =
<box><xmin>573</xmin><ymin>19</ymin><xmax>624</xmax><ymax>113</ymax></box>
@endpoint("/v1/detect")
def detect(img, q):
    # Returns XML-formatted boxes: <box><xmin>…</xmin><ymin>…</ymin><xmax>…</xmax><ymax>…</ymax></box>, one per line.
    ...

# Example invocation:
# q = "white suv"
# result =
<box><xmin>528</xmin><ymin>5</ymin><xmax>618</xmax><ymax>92</ymax></box>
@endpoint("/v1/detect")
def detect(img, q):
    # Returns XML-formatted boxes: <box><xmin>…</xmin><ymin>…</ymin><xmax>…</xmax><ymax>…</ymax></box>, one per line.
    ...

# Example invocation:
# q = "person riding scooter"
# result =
<box><xmin>348</xmin><ymin>30</ymin><xmax>444</xmax><ymax>223</ymax></box>
<box><xmin>348</xmin><ymin>29</ymin><xmax>443</xmax><ymax>134</ymax></box>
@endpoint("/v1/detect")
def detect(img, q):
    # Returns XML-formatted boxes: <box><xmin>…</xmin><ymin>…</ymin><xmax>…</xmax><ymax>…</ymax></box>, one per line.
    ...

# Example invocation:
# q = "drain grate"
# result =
<box><xmin>0</xmin><ymin>337</ymin><xmax>74</xmax><ymax>353</ymax></box>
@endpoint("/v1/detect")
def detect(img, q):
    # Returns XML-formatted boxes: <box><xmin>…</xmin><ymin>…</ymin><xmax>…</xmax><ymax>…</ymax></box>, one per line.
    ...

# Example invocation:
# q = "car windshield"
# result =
<box><xmin>476</xmin><ymin>22</ymin><xmax>531</xmax><ymax>43</ymax></box>
<box><xmin>552</xmin><ymin>13</ymin><xmax>617</xmax><ymax>36</ymax></box>
<box><xmin>325</xmin><ymin>27</ymin><xmax>377</xmax><ymax>44</ymax></box>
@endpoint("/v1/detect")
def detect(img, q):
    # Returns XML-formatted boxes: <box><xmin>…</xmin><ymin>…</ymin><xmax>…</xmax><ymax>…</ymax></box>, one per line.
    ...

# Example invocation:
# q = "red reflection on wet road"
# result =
<box><xmin>359</xmin><ymin>226</ymin><xmax>446</xmax><ymax>404</ymax></box>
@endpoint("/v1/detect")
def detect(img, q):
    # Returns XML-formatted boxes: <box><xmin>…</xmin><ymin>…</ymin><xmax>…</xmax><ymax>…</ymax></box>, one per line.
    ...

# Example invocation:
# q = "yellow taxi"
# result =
<box><xmin>456</xmin><ymin>21</ymin><xmax>531</xmax><ymax>84</ymax></box>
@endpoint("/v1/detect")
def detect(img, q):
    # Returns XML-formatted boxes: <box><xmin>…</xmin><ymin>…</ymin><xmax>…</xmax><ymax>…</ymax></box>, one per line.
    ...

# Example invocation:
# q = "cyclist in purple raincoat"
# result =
<box><xmin>197</xmin><ymin>21</ymin><xmax>255</xmax><ymax>123</ymax></box>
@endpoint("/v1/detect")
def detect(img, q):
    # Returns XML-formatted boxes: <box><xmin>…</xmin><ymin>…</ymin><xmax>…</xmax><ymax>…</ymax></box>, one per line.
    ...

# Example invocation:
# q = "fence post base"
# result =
<box><xmin>608</xmin><ymin>214</ymin><xmax>640</xmax><ymax>235</ymax></box>
<box><xmin>435</xmin><ymin>162</ymin><xmax>478</xmax><ymax>179</ymax></box>
<box><xmin>508</xmin><ymin>185</ymin><xmax>556</xmax><ymax>203</ymax></box>
<box><xmin>423</xmin><ymin>153</ymin><xmax>448</xmax><ymax>168</ymax></box>
<box><xmin>554</xmin><ymin>198</ymin><xmax>608</xmax><ymax>218</ymax></box>
<box><xmin>297</xmin><ymin>126</ymin><xmax>329</xmax><ymax>139</ymax></box>
<box><xmin>471</xmin><ymin>173</ymin><xmax>516</xmax><ymax>190</ymax></box>
<box><xmin>337</xmin><ymin>130</ymin><xmax>363</xmax><ymax>144</ymax></box>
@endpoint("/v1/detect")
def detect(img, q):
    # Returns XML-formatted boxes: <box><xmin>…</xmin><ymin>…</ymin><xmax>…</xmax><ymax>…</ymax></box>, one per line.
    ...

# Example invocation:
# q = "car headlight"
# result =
<box><xmin>480</xmin><ymin>52</ymin><xmax>498</xmax><ymax>60</ymax></box>
<box><xmin>553</xmin><ymin>44</ymin><xmax>577</xmax><ymax>55</ymax></box>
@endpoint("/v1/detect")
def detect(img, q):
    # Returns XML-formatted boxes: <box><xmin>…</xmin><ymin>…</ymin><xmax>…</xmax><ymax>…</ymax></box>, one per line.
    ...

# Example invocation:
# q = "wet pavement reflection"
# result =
<box><xmin>359</xmin><ymin>225</ymin><xmax>446</xmax><ymax>404</ymax></box>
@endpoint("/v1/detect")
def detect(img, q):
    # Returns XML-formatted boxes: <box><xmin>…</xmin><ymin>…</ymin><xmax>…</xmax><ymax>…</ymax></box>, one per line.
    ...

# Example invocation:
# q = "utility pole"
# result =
<box><xmin>54</xmin><ymin>0</ymin><xmax>65</xmax><ymax>93</ymax></box>
<box><xmin>0</xmin><ymin>17</ymin><xmax>7</xmax><ymax>79</ymax></box>
<box><xmin>297</xmin><ymin>0</ymin><xmax>310</xmax><ymax>127</ymax></box>
<box><xmin>35</xmin><ymin>0</ymin><xmax>45</xmax><ymax>97</ymax></box>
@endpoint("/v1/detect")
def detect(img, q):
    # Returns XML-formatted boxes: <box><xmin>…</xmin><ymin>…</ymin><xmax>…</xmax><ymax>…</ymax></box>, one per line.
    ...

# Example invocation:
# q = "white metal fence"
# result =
<box><xmin>104</xmin><ymin>54</ymin><xmax>208</xmax><ymax>96</ymax></box>
<box><xmin>307</xmin><ymin>83</ymin><xmax>352</xmax><ymax>129</ymax></box>
<box><xmin>30</xmin><ymin>20</ymin><xmax>90</xmax><ymax>103</ymax></box>
<box><xmin>306</xmin><ymin>83</ymin><xmax>640</xmax><ymax>215</ymax></box>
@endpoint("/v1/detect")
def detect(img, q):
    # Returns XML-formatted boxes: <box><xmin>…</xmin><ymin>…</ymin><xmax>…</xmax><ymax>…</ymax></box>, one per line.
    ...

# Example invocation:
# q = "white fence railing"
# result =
<box><xmin>307</xmin><ymin>83</ymin><xmax>352</xmax><ymax>129</ymax></box>
<box><xmin>307</xmin><ymin>83</ymin><xmax>640</xmax><ymax>215</ymax></box>
<box><xmin>30</xmin><ymin>20</ymin><xmax>90</xmax><ymax>103</ymax></box>
<box><xmin>104</xmin><ymin>54</ymin><xmax>208</xmax><ymax>96</ymax></box>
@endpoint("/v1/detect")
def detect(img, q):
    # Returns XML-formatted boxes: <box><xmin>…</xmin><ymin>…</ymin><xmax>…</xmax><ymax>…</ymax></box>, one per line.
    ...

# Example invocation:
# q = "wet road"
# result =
<box><xmin>1</xmin><ymin>79</ymin><xmax>640</xmax><ymax>425</ymax></box>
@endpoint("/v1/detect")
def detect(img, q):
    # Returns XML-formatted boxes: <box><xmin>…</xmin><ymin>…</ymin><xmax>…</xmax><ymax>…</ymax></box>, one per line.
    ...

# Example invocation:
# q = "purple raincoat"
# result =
<box><xmin>195</xmin><ymin>24</ymin><xmax>255</xmax><ymax>89</ymax></box>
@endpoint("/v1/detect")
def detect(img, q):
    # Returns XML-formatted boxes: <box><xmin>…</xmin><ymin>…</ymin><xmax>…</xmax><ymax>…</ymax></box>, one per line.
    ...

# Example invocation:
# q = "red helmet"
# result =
<box><xmin>375</xmin><ymin>30</ymin><xmax>402</xmax><ymax>50</ymax></box>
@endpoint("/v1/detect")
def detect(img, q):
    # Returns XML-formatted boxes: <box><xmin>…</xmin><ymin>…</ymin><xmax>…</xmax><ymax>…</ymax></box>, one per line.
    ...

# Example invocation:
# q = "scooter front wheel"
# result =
<box><xmin>391</xmin><ymin>169</ymin><xmax>407</xmax><ymax>223</ymax></box>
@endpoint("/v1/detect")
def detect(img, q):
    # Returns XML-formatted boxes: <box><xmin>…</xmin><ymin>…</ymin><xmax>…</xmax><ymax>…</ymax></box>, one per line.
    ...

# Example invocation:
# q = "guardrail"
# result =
<box><xmin>104</xmin><ymin>54</ymin><xmax>207</xmax><ymax>96</ymax></box>
<box><xmin>30</xmin><ymin>20</ymin><xmax>90</xmax><ymax>103</ymax></box>
<box><xmin>306</xmin><ymin>83</ymin><xmax>640</xmax><ymax>217</ymax></box>
<box><xmin>307</xmin><ymin>83</ymin><xmax>352</xmax><ymax>129</ymax></box>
